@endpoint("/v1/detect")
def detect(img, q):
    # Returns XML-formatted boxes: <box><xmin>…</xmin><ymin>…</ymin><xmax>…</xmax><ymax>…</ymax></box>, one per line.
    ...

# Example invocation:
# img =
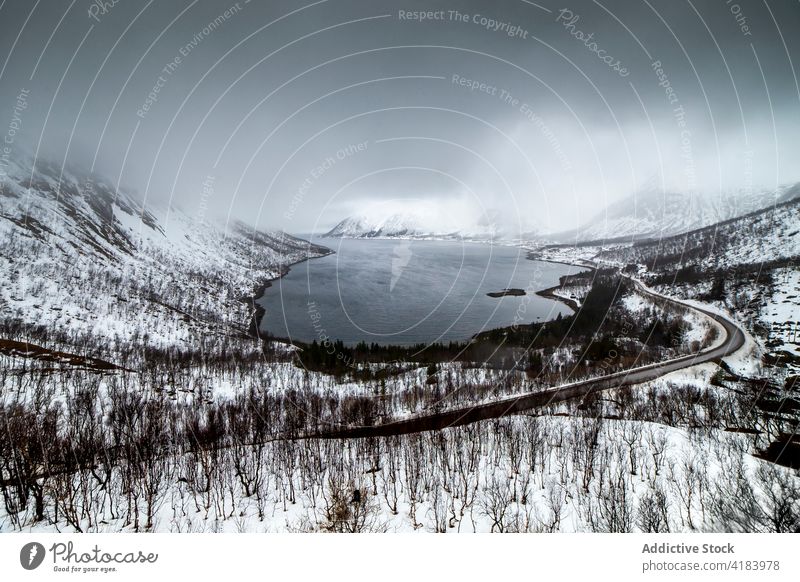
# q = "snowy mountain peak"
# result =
<box><xmin>325</xmin><ymin>212</ymin><xmax>445</xmax><ymax>239</ymax></box>
<box><xmin>324</xmin><ymin>210</ymin><xmax>505</xmax><ymax>241</ymax></box>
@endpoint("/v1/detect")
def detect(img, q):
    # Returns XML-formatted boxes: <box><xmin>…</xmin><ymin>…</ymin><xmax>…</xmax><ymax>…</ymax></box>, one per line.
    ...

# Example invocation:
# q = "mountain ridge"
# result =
<box><xmin>0</xmin><ymin>159</ymin><xmax>330</xmax><ymax>351</ymax></box>
<box><xmin>324</xmin><ymin>210</ymin><xmax>509</xmax><ymax>241</ymax></box>
<box><xmin>550</xmin><ymin>183</ymin><xmax>800</xmax><ymax>243</ymax></box>
<box><xmin>594</xmin><ymin>195</ymin><xmax>800</xmax><ymax>270</ymax></box>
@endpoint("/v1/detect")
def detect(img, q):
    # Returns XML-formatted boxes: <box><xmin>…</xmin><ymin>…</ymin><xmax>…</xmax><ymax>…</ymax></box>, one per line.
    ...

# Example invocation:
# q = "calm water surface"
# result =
<box><xmin>258</xmin><ymin>238</ymin><xmax>578</xmax><ymax>346</ymax></box>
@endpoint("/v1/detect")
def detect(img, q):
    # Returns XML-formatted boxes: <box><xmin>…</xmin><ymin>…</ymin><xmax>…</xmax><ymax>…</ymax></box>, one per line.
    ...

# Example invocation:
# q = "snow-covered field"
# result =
<box><xmin>2</xmin><ymin>408</ymin><xmax>793</xmax><ymax>533</ymax></box>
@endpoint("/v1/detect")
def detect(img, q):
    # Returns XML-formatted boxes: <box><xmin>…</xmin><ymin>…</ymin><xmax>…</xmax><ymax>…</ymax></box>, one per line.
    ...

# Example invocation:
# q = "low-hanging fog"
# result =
<box><xmin>0</xmin><ymin>0</ymin><xmax>798</xmax><ymax>236</ymax></box>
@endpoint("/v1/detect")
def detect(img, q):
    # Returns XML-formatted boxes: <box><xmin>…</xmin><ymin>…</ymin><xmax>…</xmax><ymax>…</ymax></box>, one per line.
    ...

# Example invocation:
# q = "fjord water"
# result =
<box><xmin>259</xmin><ymin>238</ymin><xmax>578</xmax><ymax>346</ymax></box>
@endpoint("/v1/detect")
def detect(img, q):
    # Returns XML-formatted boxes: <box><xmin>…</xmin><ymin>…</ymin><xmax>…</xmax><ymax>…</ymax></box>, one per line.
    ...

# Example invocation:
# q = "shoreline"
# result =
<box><xmin>245</xmin><ymin>247</ymin><xmax>335</xmax><ymax>340</ymax></box>
<box><xmin>248</xmin><ymin>242</ymin><xmax>588</xmax><ymax>345</ymax></box>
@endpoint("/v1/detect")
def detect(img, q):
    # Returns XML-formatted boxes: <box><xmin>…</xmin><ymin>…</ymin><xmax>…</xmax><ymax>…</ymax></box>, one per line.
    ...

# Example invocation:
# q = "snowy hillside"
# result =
<box><xmin>0</xmin><ymin>158</ymin><xmax>330</xmax><ymax>352</ymax></box>
<box><xmin>590</xmin><ymin>197</ymin><xmax>800</xmax><ymax>366</ymax></box>
<box><xmin>595</xmin><ymin>196</ymin><xmax>800</xmax><ymax>271</ymax></box>
<box><xmin>555</xmin><ymin>183</ymin><xmax>800</xmax><ymax>242</ymax></box>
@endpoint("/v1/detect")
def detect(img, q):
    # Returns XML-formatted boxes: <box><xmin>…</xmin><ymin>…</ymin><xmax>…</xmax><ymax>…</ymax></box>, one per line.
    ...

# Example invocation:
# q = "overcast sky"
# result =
<box><xmin>1</xmin><ymin>0</ymin><xmax>798</xmax><ymax>235</ymax></box>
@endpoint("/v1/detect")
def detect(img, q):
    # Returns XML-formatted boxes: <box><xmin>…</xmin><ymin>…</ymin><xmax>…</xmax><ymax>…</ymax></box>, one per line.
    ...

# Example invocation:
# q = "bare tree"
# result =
<box><xmin>636</xmin><ymin>482</ymin><xmax>671</xmax><ymax>532</ymax></box>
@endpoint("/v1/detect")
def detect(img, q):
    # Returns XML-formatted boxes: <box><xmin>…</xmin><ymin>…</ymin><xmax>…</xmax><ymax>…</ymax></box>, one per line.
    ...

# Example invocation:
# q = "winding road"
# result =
<box><xmin>316</xmin><ymin>272</ymin><xmax>747</xmax><ymax>439</ymax></box>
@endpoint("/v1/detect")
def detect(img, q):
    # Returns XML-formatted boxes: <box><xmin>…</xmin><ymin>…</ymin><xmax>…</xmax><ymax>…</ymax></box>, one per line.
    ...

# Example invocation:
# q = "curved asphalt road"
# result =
<box><xmin>314</xmin><ymin>274</ymin><xmax>746</xmax><ymax>439</ymax></box>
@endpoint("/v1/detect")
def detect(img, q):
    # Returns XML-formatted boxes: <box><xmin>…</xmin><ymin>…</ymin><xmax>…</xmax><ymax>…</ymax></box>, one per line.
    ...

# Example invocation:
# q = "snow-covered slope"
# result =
<box><xmin>325</xmin><ymin>211</ymin><xmax>503</xmax><ymax>240</ymax></box>
<box><xmin>555</xmin><ymin>184</ymin><xmax>800</xmax><ymax>243</ymax></box>
<box><xmin>595</xmin><ymin>196</ymin><xmax>800</xmax><ymax>271</ymax></box>
<box><xmin>0</xmin><ymin>158</ymin><xmax>329</xmax><ymax>351</ymax></box>
<box><xmin>326</xmin><ymin>213</ymin><xmax>429</xmax><ymax>238</ymax></box>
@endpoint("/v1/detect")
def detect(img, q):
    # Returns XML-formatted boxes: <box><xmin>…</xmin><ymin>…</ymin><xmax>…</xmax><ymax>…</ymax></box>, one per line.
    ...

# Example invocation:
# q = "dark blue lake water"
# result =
<box><xmin>258</xmin><ymin>238</ymin><xmax>577</xmax><ymax>346</ymax></box>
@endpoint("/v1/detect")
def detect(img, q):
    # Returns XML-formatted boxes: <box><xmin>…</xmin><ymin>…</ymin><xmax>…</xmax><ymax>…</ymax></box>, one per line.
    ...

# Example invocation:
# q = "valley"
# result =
<box><xmin>0</xmin><ymin>160</ymin><xmax>798</xmax><ymax>533</ymax></box>
<box><xmin>2</xmin><ymin>2</ymin><xmax>799</xmax><ymax>577</ymax></box>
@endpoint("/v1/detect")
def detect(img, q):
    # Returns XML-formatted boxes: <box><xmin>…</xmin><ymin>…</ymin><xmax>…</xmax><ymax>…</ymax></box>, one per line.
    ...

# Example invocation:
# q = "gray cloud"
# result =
<box><xmin>1</xmin><ymin>0</ymin><xmax>798</xmax><ymax>234</ymax></box>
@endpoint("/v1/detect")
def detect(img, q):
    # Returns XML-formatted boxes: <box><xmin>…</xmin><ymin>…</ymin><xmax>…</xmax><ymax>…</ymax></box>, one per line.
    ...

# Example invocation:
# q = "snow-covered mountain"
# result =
<box><xmin>0</xmin><ymin>158</ymin><xmax>329</xmax><ymax>351</ymax></box>
<box><xmin>324</xmin><ymin>211</ymin><xmax>504</xmax><ymax>241</ymax></box>
<box><xmin>326</xmin><ymin>214</ymin><xmax>427</xmax><ymax>238</ymax></box>
<box><xmin>595</xmin><ymin>195</ymin><xmax>800</xmax><ymax>271</ymax></box>
<box><xmin>555</xmin><ymin>184</ymin><xmax>800</xmax><ymax>243</ymax></box>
